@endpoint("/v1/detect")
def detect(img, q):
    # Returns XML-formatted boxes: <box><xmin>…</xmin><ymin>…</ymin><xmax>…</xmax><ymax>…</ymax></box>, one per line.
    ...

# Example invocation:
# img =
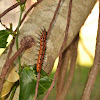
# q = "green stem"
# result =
<box><xmin>9</xmin><ymin>7</ymin><xmax>23</xmax><ymax>100</ymax></box>
<box><xmin>9</xmin><ymin>85</ymin><xmax>17</xmax><ymax>100</ymax></box>
<box><xmin>16</xmin><ymin>8</ymin><xmax>23</xmax><ymax>75</ymax></box>
<box><xmin>9</xmin><ymin>2</ymin><xmax>26</xmax><ymax>100</ymax></box>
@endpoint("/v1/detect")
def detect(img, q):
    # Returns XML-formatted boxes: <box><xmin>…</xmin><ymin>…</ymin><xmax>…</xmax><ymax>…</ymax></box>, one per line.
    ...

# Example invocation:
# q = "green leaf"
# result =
<box><xmin>27</xmin><ymin>64</ymin><xmax>48</xmax><ymax>76</ymax></box>
<box><xmin>27</xmin><ymin>65</ymin><xmax>36</xmax><ymax>69</ymax></box>
<box><xmin>40</xmin><ymin>69</ymin><xmax>48</xmax><ymax>77</ymax></box>
<box><xmin>27</xmin><ymin>64</ymin><xmax>37</xmax><ymax>75</ymax></box>
<box><xmin>19</xmin><ymin>67</ymin><xmax>52</xmax><ymax>100</ymax></box>
<box><xmin>38</xmin><ymin>77</ymin><xmax>52</xmax><ymax>96</ymax></box>
<box><xmin>19</xmin><ymin>67</ymin><xmax>36</xmax><ymax>100</ymax></box>
<box><xmin>0</xmin><ymin>30</ymin><xmax>10</xmax><ymax>48</ymax></box>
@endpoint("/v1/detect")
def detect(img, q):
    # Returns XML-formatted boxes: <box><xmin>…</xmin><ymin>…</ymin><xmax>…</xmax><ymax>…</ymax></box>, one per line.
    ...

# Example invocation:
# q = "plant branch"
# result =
<box><xmin>0</xmin><ymin>37</ymin><xmax>15</xmax><ymax>82</ymax></box>
<box><xmin>43</xmin><ymin>0</ymin><xmax>73</xmax><ymax>99</ymax></box>
<box><xmin>59</xmin><ymin>35</ymin><xmax>79</xmax><ymax>100</ymax></box>
<box><xmin>0</xmin><ymin>0</ymin><xmax>27</xmax><ymax>18</ymax></box>
<box><xmin>0</xmin><ymin>19</ymin><xmax>10</xmax><ymax>31</ymax></box>
<box><xmin>16</xmin><ymin>6</ymin><xmax>23</xmax><ymax>75</ymax></box>
<box><xmin>56</xmin><ymin>48</ymin><xmax>71</xmax><ymax>100</ymax></box>
<box><xmin>15</xmin><ymin>0</ymin><xmax>43</xmax><ymax>32</ymax></box>
<box><xmin>47</xmin><ymin>0</ymin><xmax>62</xmax><ymax>37</ymax></box>
<box><xmin>9</xmin><ymin>82</ymin><xmax>18</xmax><ymax>100</ymax></box>
<box><xmin>0</xmin><ymin>36</ymin><xmax>35</xmax><ymax>94</ymax></box>
<box><xmin>20</xmin><ymin>0</ymin><xmax>42</xmax><ymax>27</ymax></box>
<box><xmin>81</xmin><ymin>8</ymin><xmax>100</xmax><ymax>100</ymax></box>
<box><xmin>34</xmin><ymin>72</ymin><xmax>41</xmax><ymax>100</ymax></box>
<box><xmin>0</xmin><ymin>46</ymin><xmax>24</xmax><ymax>94</ymax></box>
<box><xmin>0</xmin><ymin>0</ymin><xmax>42</xmax><ymax>97</ymax></box>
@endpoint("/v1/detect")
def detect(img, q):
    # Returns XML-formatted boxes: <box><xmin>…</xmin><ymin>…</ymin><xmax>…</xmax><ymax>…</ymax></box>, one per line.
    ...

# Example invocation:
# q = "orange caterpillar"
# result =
<box><xmin>36</xmin><ymin>28</ymin><xmax>47</xmax><ymax>72</ymax></box>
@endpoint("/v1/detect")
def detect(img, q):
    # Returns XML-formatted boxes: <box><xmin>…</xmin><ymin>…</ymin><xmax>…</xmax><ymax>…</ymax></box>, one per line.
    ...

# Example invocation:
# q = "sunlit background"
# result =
<box><xmin>77</xmin><ymin>1</ymin><xmax>99</xmax><ymax>67</ymax></box>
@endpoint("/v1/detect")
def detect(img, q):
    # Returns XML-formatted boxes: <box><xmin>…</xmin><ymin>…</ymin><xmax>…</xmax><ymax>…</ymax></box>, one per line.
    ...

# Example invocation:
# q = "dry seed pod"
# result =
<box><xmin>20</xmin><ymin>36</ymin><xmax>35</xmax><ymax>50</ymax></box>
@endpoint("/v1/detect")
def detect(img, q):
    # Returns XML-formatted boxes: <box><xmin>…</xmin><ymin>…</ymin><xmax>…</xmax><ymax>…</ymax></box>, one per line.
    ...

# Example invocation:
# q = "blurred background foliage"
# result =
<box><xmin>0</xmin><ymin>0</ymin><xmax>99</xmax><ymax>100</ymax></box>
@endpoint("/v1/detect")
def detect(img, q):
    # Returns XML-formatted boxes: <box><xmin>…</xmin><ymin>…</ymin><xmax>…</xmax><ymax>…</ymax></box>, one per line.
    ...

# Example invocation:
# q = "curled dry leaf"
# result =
<box><xmin>1</xmin><ymin>67</ymin><xmax>19</xmax><ymax>98</ymax></box>
<box><xmin>1</xmin><ymin>81</ymin><xmax>14</xmax><ymax>98</ymax></box>
<box><xmin>7</xmin><ymin>67</ymin><xmax>19</xmax><ymax>82</ymax></box>
<box><xmin>0</xmin><ymin>97</ymin><xmax>5</xmax><ymax>100</ymax></box>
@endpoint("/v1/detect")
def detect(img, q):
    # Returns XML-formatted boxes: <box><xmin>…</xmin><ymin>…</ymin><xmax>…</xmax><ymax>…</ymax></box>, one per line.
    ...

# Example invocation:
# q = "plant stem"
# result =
<box><xmin>13</xmin><ymin>7</ymin><xmax>23</xmax><ymax>99</ymax></box>
<box><xmin>0</xmin><ymin>47</ymin><xmax>24</xmax><ymax>94</ymax></box>
<box><xmin>9</xmin><ymin>85</ymin><xmax>17</xmax><ymax>100</ymax></box>
<box><xmin>60</xmin><ymin>36</ymin><xmax>79</xmax><ymax>100</ymax></box>
<box><xmin>16</xmin><ymin>8</ymin><xmax>23</xmax><ymax>75</ymax></box>
<box><xmin>0</xmin><ymin>36</ymin><xmax>35</xmax><ymax>94</ymax></box>
<box><xmin>43</xmin><ymin>0</ymin><xmax>73</xmax><ymax>99</ymax></box>
<box><xmin>13</xmin><ymin>8</ymin><xmax>23</xmax><ymax>99</ymax></box>
<box><xmin>34</xmin><ymin>72</ymin><xmax>41</xmax><ymax>100</ymax></box>
<box><xmin>0</xmin><ymin>0</ymin><xmax>26</xmax><ymax>18</ymax></box>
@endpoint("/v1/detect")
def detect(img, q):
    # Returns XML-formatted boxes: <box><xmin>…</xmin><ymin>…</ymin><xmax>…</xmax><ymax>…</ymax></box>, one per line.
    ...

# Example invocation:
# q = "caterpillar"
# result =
<box><xmin>36</xmin><ymin>28</ymin><xmax>47</xmax><ymax>72</ymax></box>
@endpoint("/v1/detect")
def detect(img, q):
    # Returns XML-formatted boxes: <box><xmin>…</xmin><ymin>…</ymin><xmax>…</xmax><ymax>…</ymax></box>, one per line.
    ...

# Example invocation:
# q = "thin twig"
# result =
<box><xmin>16</xmin><ymin>5</ymin><xmax>23</xmax><ymax>75</ymax></box>
<box><xmin>0</xmin><ymin>0</ymin><xmax>42</xmax><ymax>94</ymax></box>
<box><xmin>0</xmin><ymin>0</ymin><xmax>42</xmax><ymax>32</ymax></box>
<box><xmin>0</xmin><ymin>0</ymin><xmax>27</xmax><ymax>82</ymax></box>
<box><xmin>6</xmin><ymin>47</ymin><xmax>23</xmax><ymax>68</ymax></box>
<box><xmin>0</xmin><ymin>38</ymin><xmax>15</xmax><ymax>82</ymax></box>
<box><xmin>34</xmin><ymin>0</ymin><xmax>63</xmax><ymax>99</ymax></box>
<box><xmin>9</xmin><ymin>84</ymin><xmax>17</xmax><ymax>100</ymax></box>
<box><xmin>7</xmin><ymin>38</ymin><xmax>15</xmax><ymax>60</ymax></box>
<box><xmin>0</xmin><ymin>0</ymin><xmax>27</xmax><ymax>18</ymax></box>
<box><xmin>0</xmin><ymin>36</ymin><xmax>35</xmax><ymax>94</ymax></box>
<box><xmin>0</xmin><ymin>38</ymin><xmax>15</xmax><ymax>94</ymax></box>
<box><xmin>47</xmin><ymin>0</ymin><xmax>62</xmax><ymax>37</ymax></box>
<box><xmin>56</xmin><ymin>48</ymin><xmax>71</xmax><ymax>100</ymax></box>
<box><xmin>15</xmin><ymin>0</ymin><xmax>43</xmax><ymax>32</ymax></box>
<box><xmin>34</xmin><ymin>72</ymin><xmax>41</xmax><ymax>100</ymax></box>
<box><xmin>43</xmin><ymin>0</ymin><xmax>73</xmax><ymax>99</ymax></box>
<box><xmin>0</xmin><ymin>38</ymin><xmax>15</xmax><ymax>72</ymax></box>
<box><xmin>59</xmin><ymin>35</ymin><xmax>79</xmax><ymax>100</ymax></box>
<box><xmin>81</xmin><ymin>8</ymin><xmax>100</xmax><ymax>100</ymax></box>
<box><xmin>0</xmin><ymin>19</ymin><xmax>10</xmax><ymax>31</ymax></box>
<box><xmin>20</xmin><ymin>0</ymin><xmax>42</xmax><ymax>26</ymax></box>
<box><xmin>0</xmin><ymin>46</ymin><xmax>24</xmax><ymax>94</ymax></box>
